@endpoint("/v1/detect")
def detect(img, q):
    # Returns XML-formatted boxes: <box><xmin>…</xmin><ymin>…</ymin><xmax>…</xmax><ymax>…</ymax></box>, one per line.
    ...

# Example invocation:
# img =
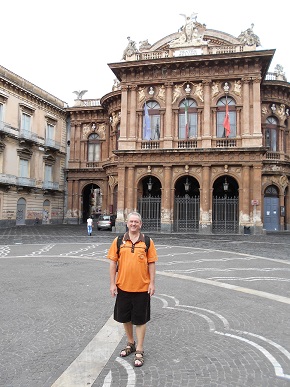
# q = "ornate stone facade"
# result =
<box><xmin>66</xmin><ymin>14</ymin><xmax>290</xmax><ymax>233</ymax></box>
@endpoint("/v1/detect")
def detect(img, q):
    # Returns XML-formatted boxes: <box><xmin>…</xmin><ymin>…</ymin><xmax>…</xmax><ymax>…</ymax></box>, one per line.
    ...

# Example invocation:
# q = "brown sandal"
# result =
<box><xmin>120</xmin><ymin>341</ymin><xmax>136</xmax><ymax>357</ymax></box>
<box><xmin>134</xmin><ymin>350</ymin><xmax>144</xmax><ymax>367</ymax></box>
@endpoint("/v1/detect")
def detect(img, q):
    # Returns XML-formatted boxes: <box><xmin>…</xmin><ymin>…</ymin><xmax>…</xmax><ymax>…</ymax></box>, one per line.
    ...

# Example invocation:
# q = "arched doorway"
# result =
<box><xmin>137</xmin><ymin>176</ymin><xmax>161</xmax><ymax>232</ymax></box>
<box><xmin>16</xmin><ymin>198</ymin><xmax>26</xmax><ymax>225</ymax></box>
<box><xmin>173</xmin><ymin>175</ymin><xmax>200</xmax><ymax>232</ymax></box>
<box><xmin>263</xmin><ymin>185</ymin><xmax>279</xmax><ymax>231</ymax></box>
<box><xmin>212</xmin><ymin>176</ymin><xmax>239</xmax><ymax>233</ymax></box>
<box><xmin>82</xmin><ymin>184</ymin><xmax>102</xmax><ymax>222</ymax></box>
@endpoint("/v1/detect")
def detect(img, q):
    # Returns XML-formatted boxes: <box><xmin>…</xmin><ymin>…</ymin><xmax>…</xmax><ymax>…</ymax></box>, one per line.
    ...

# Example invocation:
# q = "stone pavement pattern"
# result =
<box><xmin>0</xmin><ymin>225</ymin><xmax>289</xmax><ymax>387</ymax></box>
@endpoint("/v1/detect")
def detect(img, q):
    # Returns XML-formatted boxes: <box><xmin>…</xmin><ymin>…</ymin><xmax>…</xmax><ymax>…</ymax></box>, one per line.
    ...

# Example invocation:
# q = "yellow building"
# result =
<box><xmin>0</xmin><ymin>66</ymin><xmax>67</xmax><ymax>226</ymax></box>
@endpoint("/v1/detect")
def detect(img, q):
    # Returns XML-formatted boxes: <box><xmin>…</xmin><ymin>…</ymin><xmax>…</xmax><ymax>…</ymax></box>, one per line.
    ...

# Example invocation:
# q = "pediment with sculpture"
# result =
<box><xmin>121</xmin><ymin>12</ymin><xmax>261</xmax><ymax>61</ymax></box>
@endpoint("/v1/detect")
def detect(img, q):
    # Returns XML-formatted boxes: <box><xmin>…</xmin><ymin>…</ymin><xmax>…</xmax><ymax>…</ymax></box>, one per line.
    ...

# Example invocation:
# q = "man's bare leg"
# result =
<box><xmin>135</xmin><ymin>324</ymin><xmax>146</xmax><ymax>366</ymax></box>
<box><xmin>120</xmin><ymin>322</ymin><xmax>135</xmax><ymax>357</ymax></box>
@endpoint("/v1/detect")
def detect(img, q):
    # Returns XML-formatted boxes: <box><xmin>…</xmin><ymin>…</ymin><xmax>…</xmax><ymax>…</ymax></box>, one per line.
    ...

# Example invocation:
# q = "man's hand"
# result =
<box><xmin>148</xmin><ymin>283</ymin><xmax>155</xmax><ymax>297</ymax></box>
<box><xmin>110</xmin><ymin>284</ymin><xmax>118</xmax><ymax>297</ymax></box>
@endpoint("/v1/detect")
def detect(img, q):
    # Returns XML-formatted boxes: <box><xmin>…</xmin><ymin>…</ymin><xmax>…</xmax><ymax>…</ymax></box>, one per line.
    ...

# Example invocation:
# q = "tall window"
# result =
<box><xmin>88</xmin><ymin>133</ymin><xmax>101</xmax><ymax>162</ymax></box>
<box><xmin>21</xmin><ymin>113</ymin><xmax>31</xmax><ymax>132</ymax></box>
<box><xmin>19</xmin><ymin>159</ymin><xmax>29</xmax><ymax>177</ymax></box>
<box><xmin>143</xmin><ymin>101</ymin><xmax>160</xmax><ymax>140</ymax></box>
<box><xmin>265</xmin><ymin>117</ymin><xmax>278</xmax><ymax>152</ymax></box>
<box><xmin>178</xmin><ymin>98</ymin><xmax>197</xmax><ymax>139</ymax></box>
<box><xmin>216</xmin><ymin>97</ymin><xmax>236</xmax><ymax>138</ymax></box>
<box><xmin>44</xmin><ymin>165</ymin><xmax>52</xmax><ymax>183</ymax></box>
<box><xmin>47</xmin><ymin>123</ymin><xmax>54</xmax><ymax>140</ymax></box>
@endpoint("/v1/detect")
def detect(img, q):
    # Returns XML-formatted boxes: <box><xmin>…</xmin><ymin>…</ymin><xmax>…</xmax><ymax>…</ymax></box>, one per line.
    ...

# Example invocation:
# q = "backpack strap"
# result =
<box><xmin>144</xmin><ymin>235</ymin><xmax>150</xmax><ymax>252</ymax></box>
<box><xmin>116</xmin><ymin>234</ymin><xmax>124</xmax><ymax>257</ymax></box>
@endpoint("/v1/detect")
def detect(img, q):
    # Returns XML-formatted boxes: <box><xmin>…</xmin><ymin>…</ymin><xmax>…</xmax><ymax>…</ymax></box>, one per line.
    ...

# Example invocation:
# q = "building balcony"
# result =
<box><xmin>44</xmin><ymin>138</ymin><xmax>61</xmax><ymax>151</ymax></box>
<box><xmin>141</xmin><ymin>141</ymin><xmax>160</xmax><ymax>149</ymax></box>
<box><xmin>213</xmin><ymin>138</ymin><xmax>237</xmax><ymax>148</ymax></box>
<box><xmin>17</xmin><ymin>177</ymin><xmax>36</xmax><ymax>187</ymax></box>
<box><xmin>19</xmin><ymin>129</ymin><xmax>38</xmax><ymax>143</ymax></box>
<box><xmin>177</xmin><ymin>139</ymin><xmax>198</xmax><ymax>149</ymax></box>
<box><xmin>0</xmin><ymin>121</ymin><xmax>19</xmax><ymax>138</ymax></box>
<box><xmin>0</xmin><ymin>173</ymin><xmax>17</xmax><ymax>185</ymax></box>
<box><xmin>42</xmin><ymin>181</ymin><xmax>59</xmax><ymax>190</ymax></box>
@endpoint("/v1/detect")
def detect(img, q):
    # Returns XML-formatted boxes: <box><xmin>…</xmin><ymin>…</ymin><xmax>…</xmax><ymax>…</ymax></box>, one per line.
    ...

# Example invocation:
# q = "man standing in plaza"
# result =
<box><xmin>87</xmin><ymin>216</ymin><xmax>93</xmax><ymax>236</ymax></box>
<box><xmin>107</xmin><ymin>212</ymin><xmax>158</xmax><ymax>367</ymax></box>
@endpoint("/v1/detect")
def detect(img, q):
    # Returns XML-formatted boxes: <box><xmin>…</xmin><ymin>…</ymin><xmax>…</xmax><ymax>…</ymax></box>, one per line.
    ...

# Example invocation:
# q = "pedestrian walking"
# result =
<box><xmin>107</xmin><ymin>211</ymin><xmax>158</xmax><ymax>367</ymax></box>
<box><xmin>87</xmin><ymin>216</ymin><xmax>93</xmax><ymax>236</ymax></box>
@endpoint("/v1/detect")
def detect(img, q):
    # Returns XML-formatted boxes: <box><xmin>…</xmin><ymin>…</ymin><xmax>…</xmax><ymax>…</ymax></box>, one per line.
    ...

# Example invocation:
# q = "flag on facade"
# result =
<box><xmin>185</xmin><ymin>100</ymin><xmax>189</xmax><ymax>138</ymax></box>
<box><xmin>143</xmin><ymin>103</ymin><xmax>151</xmax><ymax>140</ymax></box>
<box><xmin>155</xmin><ymin>121</ymin><xmax>160</xmax><ymax>140</ymax></box>
<box><xmin>223</xmin><ymin>101</ymin><xmax>231</xmax><ymax>137</ymax></box>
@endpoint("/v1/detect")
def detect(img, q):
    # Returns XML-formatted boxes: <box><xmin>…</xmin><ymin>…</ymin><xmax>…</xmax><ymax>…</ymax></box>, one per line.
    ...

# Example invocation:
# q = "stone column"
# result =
<box><xmin>242</xmin><ymin>77</ymin><xmax>250</xmax><ymax>136</ymax></box>
<box><xmin>200</xmin><ymin>165</ymin><xmax>211</xmax><ymax>233</ymax></box>
<box><xmin>119</xmin><ymin>85</ymin><xmax>128</xmax><ymax>147</ymax></box>
<box><xmin>163</xmin><ymin>82</ymin><xmax>173</xmax><ymax>147</ymax></box>
<box><xmin>127</xmin><ymin>167</ymin><xmax>135</xmax><ymax>214</ymax></box>
<box><xmin>129</xmin><ymin>85</ymin><xmax>137</xmax><ymax>142</ymax></box>
<box><xmin>252</xmin><ymin>164</ymin><xmax>263</xmax><ymax>232</ymax></box>
<box><xmin>241</xmin><ymin>165</ymin><xmax>250</xmax><ymax>224</ymax></box>
<box><xmin>75</xmin><ymin>124</ymin><xmax>81</xmax><ymax>163</ymax></box>
<box><xmin>161</xmin><ymin>166</ymin><xmax>172</xmax><ymax>232</ymax></box>
<box><xmin>252</xmin><ymin>77</ymin><xmax>262</xmax><ymax>139</ymax></box>
<box><xmin>202</xmin><ymin>81</ymin><xmax>211</xmax><ymax>147</ymax></box>
<box><xmin>70</xmin><ymin>122</ymin><xmax>76</xmax><ymax>161</ymax></box>
<box><xmin>115</xmin><ymin>166</ymin><xmax>126</xmax><ymax>233</ymax></box>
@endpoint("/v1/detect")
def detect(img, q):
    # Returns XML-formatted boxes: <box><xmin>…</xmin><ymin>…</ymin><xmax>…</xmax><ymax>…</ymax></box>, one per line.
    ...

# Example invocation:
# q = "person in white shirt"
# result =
<box><xmin>87</xmin><ymin>216</ymin><xmax>93</xmax><ymax>236</ymax></box>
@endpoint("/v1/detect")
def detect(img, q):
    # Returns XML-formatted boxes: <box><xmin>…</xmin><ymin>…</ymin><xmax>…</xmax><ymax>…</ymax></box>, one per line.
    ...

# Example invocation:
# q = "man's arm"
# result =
<box><xmin>148</xmin><ymin>262</ymin><xmax>156</xmax><ymax>296</ymax></box>
<box><xmin>109</xmin><ymin>260</ymin><xmax>118</xmax><ymax>297</ymax></box>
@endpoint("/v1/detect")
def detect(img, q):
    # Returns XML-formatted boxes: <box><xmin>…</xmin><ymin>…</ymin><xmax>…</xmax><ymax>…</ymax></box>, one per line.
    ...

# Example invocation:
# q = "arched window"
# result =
<box><xmin>88</xmin><ymin>133</ymin><xmax>100</xmax><ymax>162</ymax></box>
<box><xmin>178</xmin><ymin>98</ymin><xmax>198</xmax><ymax>139</ymax></box>
<box><xmin>216</xmin><ymin>97</ymin><xmax>236</xmax><ymax>138</ymax></box>
<box><xmin>143</xmin><ymin>101</ymin><xmax>160</xmax><ymax>140</ymax></box>
<box><xmin>265</xmin><ymin>185</ymin><xmax>279</xmax><ymax>197</ymax></box>
<box><xmin>265</xmin><ymin>116</ymin><xmax>278</xmax><ymax>152</ymax></box>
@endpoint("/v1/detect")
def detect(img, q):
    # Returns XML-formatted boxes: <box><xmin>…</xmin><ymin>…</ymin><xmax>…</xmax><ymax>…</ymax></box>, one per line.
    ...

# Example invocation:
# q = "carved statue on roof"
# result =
<box><xmin>112</xmin><ymin>79</ymin><xmax>121</xmax><ymax>91</ymax></box>
<box><xmin>238</xmin><ymin>24</ymin><xmax>261</xmax><ymax>47</ymax></box>
<box><xmin>139</xmin><ymin>39</ymin><xmax>151</xmax><ymax>51</ymax></box>
<box><xmin>169</xmin><ymin>12</ymin><xmax>208</xmax><ymax>48</ymax></box>
<box><xmin>274</xmin><ymin>64</ymin><xmax>286</xmax><ymax>81</ymax></box>
<box><xmin>122</xmin><ymin>37</ymin><xmax>138</xmax><ymax>60</ymax></box>
<box><xmin>73</xmin><ymin>90</ymin><xmax>88</xmax><ymax>100</ymax></box>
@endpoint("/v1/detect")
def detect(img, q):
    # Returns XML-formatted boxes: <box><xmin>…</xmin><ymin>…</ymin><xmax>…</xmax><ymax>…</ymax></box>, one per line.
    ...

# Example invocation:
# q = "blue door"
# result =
<box><xmin>264</xmin><ymin>197</ymin><xmax>279</xmax><ymax>231</ymax></box>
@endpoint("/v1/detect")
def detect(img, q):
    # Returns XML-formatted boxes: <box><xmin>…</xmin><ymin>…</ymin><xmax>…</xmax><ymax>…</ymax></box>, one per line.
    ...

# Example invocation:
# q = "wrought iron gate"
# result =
<box><xmin>173</xmin><ymin>196</ymin><xmax>200</xmax><ymax>232</ymax></box>
<box><xmin>212</xmin><ymin>196</ymin><xmax>239</xmax><ymax>233</ymax></box>
<box><xmin>137</xmin><ymin>196</ymin><xmax>161</xmax><ymax>232</ymax></box>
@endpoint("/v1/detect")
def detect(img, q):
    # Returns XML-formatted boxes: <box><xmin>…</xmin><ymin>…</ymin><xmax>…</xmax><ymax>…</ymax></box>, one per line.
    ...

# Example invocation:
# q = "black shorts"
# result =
<box><xmin>114</xmin><ymin>287</ymin><xmax>151</xmax><ymax>325</ymax></box>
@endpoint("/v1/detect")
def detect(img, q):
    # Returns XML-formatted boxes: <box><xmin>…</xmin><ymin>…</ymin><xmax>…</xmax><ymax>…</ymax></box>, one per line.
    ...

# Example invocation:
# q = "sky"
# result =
<box><xmin>1</xmin><ymin>0</ymin><xmax>289</xmax><ymax>107</ymax></box>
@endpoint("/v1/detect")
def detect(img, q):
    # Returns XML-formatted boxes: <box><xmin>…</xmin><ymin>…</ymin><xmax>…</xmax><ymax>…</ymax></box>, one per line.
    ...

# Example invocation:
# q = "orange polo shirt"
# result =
<box><xmin>107</xmin><ymin>233</ymin><xmax>158</xmax><ymax>292</ymax></box>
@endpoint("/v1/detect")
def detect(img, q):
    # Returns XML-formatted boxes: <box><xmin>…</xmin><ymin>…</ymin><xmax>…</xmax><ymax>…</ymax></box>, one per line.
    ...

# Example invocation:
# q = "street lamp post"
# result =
<box><xmin>223</xmin><ymin>177</ymin><xmax>229</xmax><ymax>231</ymax></box>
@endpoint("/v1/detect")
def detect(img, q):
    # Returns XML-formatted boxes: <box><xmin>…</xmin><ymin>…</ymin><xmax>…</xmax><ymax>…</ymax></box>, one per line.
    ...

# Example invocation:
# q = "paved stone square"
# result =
<box><xmin>0</xmin><ymin>225</ymin><xmax>290</xmax><ymax>387</ymax></box>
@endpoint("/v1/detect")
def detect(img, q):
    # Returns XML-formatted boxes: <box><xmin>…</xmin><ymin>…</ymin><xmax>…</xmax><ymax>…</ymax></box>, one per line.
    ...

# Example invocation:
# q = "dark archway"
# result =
<box><xmin>82</xmin><ymin>184</ymin><xmax>101</xmax><ymax>222</ymax></box>
<box><xmin>212</xmin><ymin>175</ymin><xmax>239</xmax><ymax>233</ymax></box>
<box><xmin>174</xmin><ymin>175</ymin><xmax>200</xmax><ymax>232</ymax></box>
<box><xmin>138</xmin><ymin>176</ymin><xmax>161</xmax><ymax>232</ymax></box>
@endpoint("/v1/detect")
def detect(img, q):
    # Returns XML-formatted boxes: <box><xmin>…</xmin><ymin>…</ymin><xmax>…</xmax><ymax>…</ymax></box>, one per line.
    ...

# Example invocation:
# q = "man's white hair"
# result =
<box><xmin>127</xmin><ymin>211</ymin><xmax>142</xmax><ymax>222</ymax></box>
